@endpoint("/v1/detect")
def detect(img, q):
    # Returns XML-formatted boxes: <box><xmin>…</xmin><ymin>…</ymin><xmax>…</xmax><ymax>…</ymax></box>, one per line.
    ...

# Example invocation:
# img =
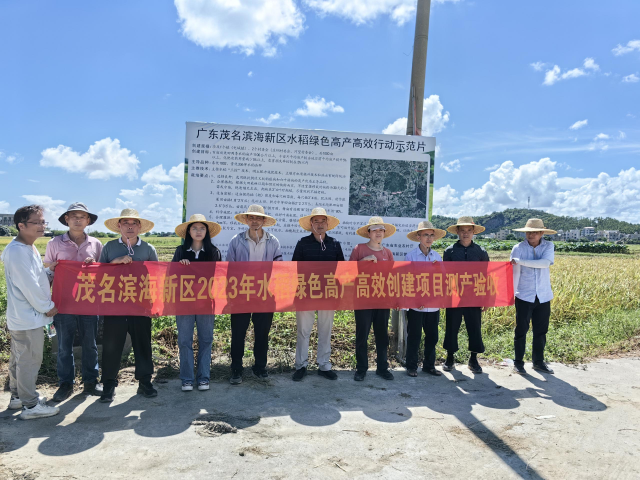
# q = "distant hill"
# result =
<box><xmin>431</xmin><ymin>208</ymin><xmax>640</xmax><ymax>234</ymax></box>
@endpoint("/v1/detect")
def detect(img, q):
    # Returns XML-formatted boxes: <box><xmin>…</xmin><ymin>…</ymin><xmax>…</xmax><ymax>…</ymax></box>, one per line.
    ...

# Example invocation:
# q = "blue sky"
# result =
<box><xmin>1</xmin><ymin>0</ymin><xmax>639</xmax><ymax>231</ymax></box>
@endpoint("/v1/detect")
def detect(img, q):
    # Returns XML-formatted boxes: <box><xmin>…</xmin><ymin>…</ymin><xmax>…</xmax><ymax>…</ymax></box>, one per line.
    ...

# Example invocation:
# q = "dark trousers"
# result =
<box><xmin>355</xmin><ymin>309</ymin><xmax>389</xmax><ymax>373</ymax></box>
<box><xmin>230</xmin><ymin>312</ymin><xmax>273</xmax><ymax>372</ymax></box>
<box><xmin>406</xmin><ymin>309</ymin><xmax>440</xmax><ymax>371</ymax></box>
<box><xmin>101</xmin><ymin>316</ymin><xmax>153</xmax><ymax>388</ymax></box>
<box><xmin>514</xmin><ymin>296</ymin><xmax>551</xmax><ymax>366</ymax></box>
<box><xmin>443</xmin><ymin>307</ymin><xmax>485</xmax><ymax>354</ymax></box>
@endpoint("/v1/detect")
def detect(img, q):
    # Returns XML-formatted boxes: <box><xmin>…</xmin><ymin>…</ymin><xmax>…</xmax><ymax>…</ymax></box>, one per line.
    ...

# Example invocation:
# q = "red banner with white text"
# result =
<box><xmin>52</xmin><ymin>261</ymin><xmax>514</xmax><ymax>316</ymax></box>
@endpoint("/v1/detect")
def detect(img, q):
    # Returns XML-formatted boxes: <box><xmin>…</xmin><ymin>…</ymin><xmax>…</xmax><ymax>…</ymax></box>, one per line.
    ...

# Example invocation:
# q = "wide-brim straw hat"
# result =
<box><xmin>58</xmin><ymin>202</ymin><xmax>98</xmax><ymax>226</ymax></box>
<box><xmin>104</xmin><ymin>208</ymin><xmax>154</xmax><ymax>234</ymax></box>
<box><xmin>446</xmin><ymin>216</ymin><xmax>485</xmax><ymax>235</ymax></box>
<box><xmin>234</xmin><ymin>204</ymin><xmax>277</xmax><ymax>227</ymax></box>
<box><xmin>356</xmin><ymin>216</ymin><xmax>397</xmax><ymax>238</ymax></box>
<box><xmin>407</xmin><ymin>221</ymin><xmax>447</xmax><ymax>242</ymax></box>
<box><xmin>298</xmin><ymin>207</ymin><xmax>340</xmax><ymax>232</ymax></box>
<box><xmin>513</xmin><ymin>218</ymin><xmax>557</xmax><ymax>235</ymax></box>
<box><xmin>175</xmin><ymin>214</ymin><xmax>222</xmax><ymax>239</ymax></box>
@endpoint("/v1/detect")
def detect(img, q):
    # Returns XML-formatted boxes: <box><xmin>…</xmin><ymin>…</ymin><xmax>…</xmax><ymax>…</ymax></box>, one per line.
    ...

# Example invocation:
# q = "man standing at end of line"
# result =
<box><xmin>3</xmin><ymin>205</ymin><xmax>60</xmax><ymax>419</ymax></box>
<box><xmin>291</xmin><ymin>207</ymin><xmax>344</xmax><ymax>382</ymax></box>
<box><xmin>44</xmin><ymin>202</ymin><xmax>103</xmax><ymax>402</ymax></box>
<box><xmin>226</xmin><ymin>205</ymin><xmax>282</xmax><ymax>385</ymax></box>
<box><xmin>99</xmin><ymin>209</ymin><xmax>158</xmax><ymax>403</ymax></box>
<box><xmin>510</xmin><ymin>219</ymin><xmax>556</xmax><ymax>375</ymax></box>
<box><xmin>442</xmin><ymin>216</ymin><xmax>489</xmax><ymax>374</ymax></box>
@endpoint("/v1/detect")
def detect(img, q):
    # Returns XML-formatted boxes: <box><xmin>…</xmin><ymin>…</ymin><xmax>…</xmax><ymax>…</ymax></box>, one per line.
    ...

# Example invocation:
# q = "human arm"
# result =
<box><xmin>512</xmin><ymin>264</ymin><xmax>521</xmax><ymax>294</ymax></box>
<box><xmin>272</xmin><ymin>238</ymin><xmax>283</xmax><ymax>261</ymax></box>
<box><xmin>226</xmin><ymin>237</ymin><xmax>236</xmax><ymax>261</ymax></box>
<box><xmin>148</xmin><ymin>244</ymin><xmax>158</xmax><ymax>262</ymax></box>
<box><xmin>6</xmin><ymin>252</ymin><xmax>56</xmax><ymax>314</ymax></box>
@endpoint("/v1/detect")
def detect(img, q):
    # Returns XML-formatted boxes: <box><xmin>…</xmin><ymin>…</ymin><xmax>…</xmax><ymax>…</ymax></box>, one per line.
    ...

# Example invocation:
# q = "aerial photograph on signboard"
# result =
<box><xmin>348</xmin><ymin>158</ymin><xmax>429</xmax><ymax>218</ymax></box>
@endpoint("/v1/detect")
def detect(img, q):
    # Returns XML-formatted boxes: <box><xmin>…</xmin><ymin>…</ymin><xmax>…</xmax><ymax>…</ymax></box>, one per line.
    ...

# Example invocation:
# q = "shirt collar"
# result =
<box><xmin>119</xmin><ymin>237</ymin><xmax>142</xmax><ymax>247</ymax></box>
<box><xmin>62</xmin><ymin>232</ymin><xmax>87</xmax><ymax>243</ymax></box>
<box><xmin>245</xmin><ymin>229</ymin><xmax>268</xmax><ymax>242</ymax></box>
<box><xmin>187</xmin><ymin>246</ymin><xmax>204</xmax><ymax>253</ymax></box>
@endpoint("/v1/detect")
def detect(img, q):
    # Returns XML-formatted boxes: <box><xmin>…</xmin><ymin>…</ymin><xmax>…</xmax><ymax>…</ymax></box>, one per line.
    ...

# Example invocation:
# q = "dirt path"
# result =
<box><xmin>1</xmin><ymin>358</ymin><xmax>639</xmax><ymax>479</ymax></box>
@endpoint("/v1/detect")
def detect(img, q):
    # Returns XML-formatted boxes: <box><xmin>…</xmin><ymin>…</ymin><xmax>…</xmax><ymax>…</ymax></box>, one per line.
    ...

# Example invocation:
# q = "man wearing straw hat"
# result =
<box><xmin>404</xmin><ymin>221</ymin><xmax>447</xmax><ymax>377</ymax></box>
<box><xmin>442</xmin><ymin>216</ymin><xmax>489</xmax><ymax>374</ymax></box>
<box><xmin>44</xmin><ymin>202</ymin><xmax>104</xmax><ymax>402</ymax></box>
<box><xmin>291</xmin><ymin>208</ymin><xmax>345</xmax><ymax>382</ymax></box>
<box><xmin>226</xmin><ymin>205</ymin><xmax>283</xmax><ymax>385</ymax></box>
<box><xmin>98</xmin><ymin>209</ymin><xmax>158</xmax><ymax>402</ymax></box>
<box><xmin>510</xmin><ymin>218</ymin><xmax>557</xmax><ymax>375</ymax></box>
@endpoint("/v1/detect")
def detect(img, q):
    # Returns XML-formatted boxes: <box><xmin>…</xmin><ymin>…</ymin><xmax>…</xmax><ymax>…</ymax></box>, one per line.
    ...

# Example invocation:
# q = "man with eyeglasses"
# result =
<box><xmin>44</xmin><ymin>203</ymin><xmax>104</xmax><ymax>402</ymax></box>
<box><xmin>3</xmin><ymin>205</ymin><xmax>60</xmax><ymax>419</ymax></box>
<box><xmin>291</xmin><ymin>208</ymin><xmax>344</xmax><ymax>382</ymax></box>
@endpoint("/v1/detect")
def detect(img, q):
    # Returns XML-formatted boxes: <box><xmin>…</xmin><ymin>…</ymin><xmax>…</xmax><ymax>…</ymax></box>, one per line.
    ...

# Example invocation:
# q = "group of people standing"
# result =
<box><xmin>3</xmin><ymin>201</ymin><xmax>557</xmax><ymax>420</ymax></box>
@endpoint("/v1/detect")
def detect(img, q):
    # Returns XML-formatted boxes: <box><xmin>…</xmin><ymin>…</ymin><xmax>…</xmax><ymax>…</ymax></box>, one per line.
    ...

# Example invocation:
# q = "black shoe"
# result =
<box><xmin>376</xmin><ymin>369</ymin><xmax>394</xmax><ymax>380</ymax></box>
<box><xmin>422</xmin><ymin>367</ymin><xmax>442</xmax><ymax>376</ymax></box>
<box><xmin>252</xmin><ymin>368</ymin><xmax>269</xmax><ymax>379</ymax></box>
<box><xmin>230</xmin><ymin>369</ymin><xmax>243</xmax><ymax>385</ymax></box>
<box><xmin>512</xmin><ymin>364</ymin><xmax>526</xmax><ymax>375</ymax></box>
<box><xmin>442</xmin><ymin>361</ymin><xmax>454</xmax><ymax>372</ymax></box>
<box><xmin>292</xmin><ymin>367</ymin><xmax>307</xmax><ymax>382</ymax></box>
<box><xmin>137</xmin><ymin>382</ymin><xmax>158</xmax><ymax>398</ymax></box>
<box><xmin>468</xmin><ymin>358</ymin><xmax>483</xmax><ymax>374</ymax></box>
<box><xmin>407</xmin><ymin>369</ymin><xmax>418</xmax><ymax>377</ymax></box>
<box><xmin>354</xmin><ymin>371</ymin><xmax>366</xmax><ymax>381</ymax></box>
<box><xmin>83</xmin><ymin>382</ymin><xmax>103</xmax><ymax>396</ymax></box>
<box><xmin>318</xmin><ymin>369</ymin><xmax>337</xmax><ymax>380</ymax></box>
<box><xmin>52</xmin><ymin>383</ymin><xmax>73</xmax><ymax>402</ymax></box>
<box><xmin>99</xmin><ymin>385</ymin><xmax>116</xmax><ymax>403</ymax></box>
<box><xmin>533</xmin><ymin>362</ymin><xmax>554</xmax><ymax>374</ymax></box>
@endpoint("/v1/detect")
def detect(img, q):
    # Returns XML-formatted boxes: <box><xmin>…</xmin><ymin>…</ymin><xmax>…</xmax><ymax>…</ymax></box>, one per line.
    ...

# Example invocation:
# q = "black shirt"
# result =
<box><xmin>443</xmin><ymin>241</ymin><xmax>489</xmax><ymax>262</ymax></box>
<box><xmin>292</xmin><ymin>234</ymin><xmax>345</xmax><ymax>261</ymax></box>
<box><xmin>171</xmin><ymin>244</ymin><xmax>222</xmax><ymax>262</ymax></box>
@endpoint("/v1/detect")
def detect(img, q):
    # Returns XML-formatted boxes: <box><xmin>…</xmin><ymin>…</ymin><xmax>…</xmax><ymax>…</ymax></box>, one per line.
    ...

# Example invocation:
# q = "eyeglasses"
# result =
<box><xmin>26</xmin><ymin>221</ymin><xmax>48</xmax><ymax>227</ymax></box>
<box><xmin>420</xmin><ymin>234</ymin><xmax>436</xmax><ymax>238</ymax></box>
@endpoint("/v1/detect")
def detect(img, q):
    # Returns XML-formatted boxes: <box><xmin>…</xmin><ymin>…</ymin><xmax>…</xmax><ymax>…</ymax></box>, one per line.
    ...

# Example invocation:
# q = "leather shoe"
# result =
<box><xmin>52</xmin><ymin>383</ymin><xmax>73</xmax><ymax>402</ymax></box>
<box><xmin>512</xmin><ymin>364</ymin><xmax>526</xmax><ymax>375</ymax></box>
<box><xmin>318</xmin><ymin>369</ymin><xmax>337</xmax><ymax>380</ymax></box>
<box><xmin>422</xmin><ymin>367</ymin><xmax>442</xmax><ymax>376</ymax></box>
<box><xmin>83</xmin><ymin>382</ymin><xmax>103</xmax><ymax>396</ymax></box>
<box><xmin>533</xmin><ymin>362</ymin><xmax>554</xmax><ymax>374</ymax></box>
<box><xmin>292</xmin><ymin>367</ymin><xmax>307</xmax><ymax>382</ymax></box>
<box><xmin>137</xmin><ymin>382</ymin><xmax>158</xmax><ymax>398</ymax></box>
<box><xmin>354</xmin><ymin>371</ymin><xmax>366</xmax><ymax>381</ymax></box>
<box><xmin>376</xmin><ymin>369</ymin><xmax>394</xmax><ymax>380</ymax></box>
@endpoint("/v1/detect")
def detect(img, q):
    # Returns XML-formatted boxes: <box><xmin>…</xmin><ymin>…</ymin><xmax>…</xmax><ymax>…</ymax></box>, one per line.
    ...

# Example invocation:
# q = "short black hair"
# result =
<box><xmin>14</xmin><ymin>205</ymin><xmax>44</xmax><ymax>230</ymax></box>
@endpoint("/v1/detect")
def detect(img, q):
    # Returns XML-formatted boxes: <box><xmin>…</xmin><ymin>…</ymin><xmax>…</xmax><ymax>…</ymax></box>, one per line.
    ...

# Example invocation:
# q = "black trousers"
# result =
<box><xmin>355</xmin><ymin>309</ymin><xmax>389</xmax><ymax>373</ymax></box>
<box><xmin>514</xmin><ymin>296</ymin><xmax>551</xmax><ymax>366</ymax></box>
<box><xmin>405</xmin><ymin>309</ymin><xmax>440</xmax><ymax>371</ymax></box>
<box><xmin>102</xmin><ymin>316</ymin><xmax>153</xmax><ymax>388</ymax></box>
<box><xmin>443</xmin><ymin>307</ymin><xmax>485</xmax><ymax>354</ymax></box>
<box><xmin>230</xmin><ymin>312</ymin><xmax>273</xmax><ymax>372</ymax></box>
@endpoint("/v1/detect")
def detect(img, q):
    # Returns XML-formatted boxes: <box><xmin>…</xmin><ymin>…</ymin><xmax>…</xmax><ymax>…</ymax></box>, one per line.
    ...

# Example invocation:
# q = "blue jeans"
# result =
<box><xmin>53</xmin><ymin>314</ymin><xmax>100</xmax><ymax>385</ymax></box>
<box><xmin>176</xmin><ymin>315</ymin><xmax>215</xmax><ymax>384</ymax></box>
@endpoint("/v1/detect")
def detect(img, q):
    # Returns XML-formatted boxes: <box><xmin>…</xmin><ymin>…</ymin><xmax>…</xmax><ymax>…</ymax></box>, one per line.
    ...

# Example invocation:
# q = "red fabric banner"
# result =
<box><xmin>52</xmin><ymin>261</ymin><xmax>514</xmax><ymax>316</ymax></box>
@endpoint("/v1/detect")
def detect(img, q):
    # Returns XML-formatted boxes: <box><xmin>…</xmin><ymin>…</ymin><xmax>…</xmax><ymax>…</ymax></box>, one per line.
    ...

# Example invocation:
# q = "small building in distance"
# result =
<box><xmin>0</xmin><ymin>213</ymin><xmax>14</xmax><ymax>227</ymax></box>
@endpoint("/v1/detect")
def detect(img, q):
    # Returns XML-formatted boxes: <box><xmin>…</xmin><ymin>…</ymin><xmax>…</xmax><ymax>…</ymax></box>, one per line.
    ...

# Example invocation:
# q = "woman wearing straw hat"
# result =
<box><xmin>404</xmin><ymin>221</ymin><xmax>447</xmax><ymax>377</ymax></box>
<box><xmin>98</xmin><ymin>209</ymin><xmax>158</xmax><ymax>402</ymax></box>
<box><xmin>172</xmin><ymin>214</ymin><xmax>222</xmax><ymax>392</ymax></box>
<box><xmin>442</xmin><ymin>216</ymin><xmax>489</xmax><ymax>374</ymax></box>
<box><xmin>349</xmin><ymin>216</ymin><xmax>397</xmax><ymax>381</ymax></box>
<box><xmin>291</xmin><ymin>207</ymin><xmax>345</xmax><ymax>382</ymax></box>
<box><xmin>510</xmin><ymin>218</ymin><xmax>557</xmax><ymax>375</ymax></box>
<box><xmin>226</xmin><ymin>205</ymin><xmax>283</xmax><ymax>385</ymax></box>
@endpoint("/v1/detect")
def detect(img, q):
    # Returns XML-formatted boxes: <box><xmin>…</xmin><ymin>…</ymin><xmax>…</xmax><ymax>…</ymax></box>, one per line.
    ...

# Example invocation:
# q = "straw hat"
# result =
<box><xmin>234</xmin><ymin>204</ymin><xmax>277</xmax><ymax>227</ymax></box>
<box><xmin>513</xmin><ymin>218</ymin><xmax>557</xmax><ymax>235</ymax></box>
<box><xmin>298</xmin><ymin>207</ymin><xmax>340</xmax><ymax>232</ymax></box>
<box><xmin>446</xmin><ymin>216</ymin><xmax>485</xmax><ymax>235</ymax></box>
<box><xmin>407</xmin><ymin>220</ymin><xmax>447</xmax><ymax>242</ymax></box>
<box><xmin>356</xmin><ymin>216</ymin><xmax>397</xmax><ymax>238</ymax></box>
<box><xmin>58</xmin><ymin>202</ymin><xmax>98</xmax><ymax>226</ymax></box>
<box><xmin>175</xmin><ymin>214</ymin><xmax>222</xmax><ymax>239</ymax></box>
<box><xmin>104</xmin><ymin>208</ymin><xmax>154</xmax><ymax>234</ymax></box>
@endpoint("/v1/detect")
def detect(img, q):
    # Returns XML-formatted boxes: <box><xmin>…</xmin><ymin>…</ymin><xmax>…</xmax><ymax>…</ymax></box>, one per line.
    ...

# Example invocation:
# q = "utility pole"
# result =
<box><xmin>393</xmin><ymin>0</ymin><xmax>432</xmax><ymax>363</ymax></box>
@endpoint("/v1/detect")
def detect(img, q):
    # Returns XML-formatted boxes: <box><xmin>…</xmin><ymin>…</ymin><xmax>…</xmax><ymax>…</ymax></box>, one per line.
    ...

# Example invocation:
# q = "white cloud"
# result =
<box><xmin>295</xmin><ymin>96</ymin><xmax>344</xmax><ymax>117</ymax></box>
<box><xmin>40</xmin><ymin>137</ymin><xmax>140</xmax><ymax>180</ymax></box>
<box><xmin>21</xmin><ymin>195</ymin><xmax>67</xmax><ymax>228</ymax></box>
<box><xmin>530</xmin><ymin>62</ymin><xmax>545</xmax><ymax>71</ymax></box>
<box><xmin>612</xmin><ymin>39</ymin><xmax>640</xmax><ymax>56</ymax></box>
<box><xmin>569</xmin><ymin>119</ymin><xmax>588</xmax><ymax>130</ymax></box>
<box><xmin>628</xmin><ymin>113</ymin><xmax>637</xmax><ymax>118</ymax></box>
<box><xmin>543</xmin><ymin>64</ymin><xmax>588</xmax><ymax>86</ymax></box>
<box><xmin>583</xmin><ymin>57</ymin><xmax>600</xmax><ymax>71</ymax></box>
<box><xmin>562</xmin><ymin>68</ymin><xmax>586</xmax><ymax>80</ymax></box>
<box><xmin>174</xmin><ymin>0</ymin><xmax>305</xmax><ymax>57</ymax></box>
<box><xmin>248</xmin><ymin>71</ymin><xmax>253</xmax><ymax>77</ymax></box>
<box><xmin>256</xmin><ymin>113</ymin><xmax>281</xmax><ymax>125</ymax></box>
<box><xmin>594</xmin><ymin>133</ymin><xmax>610</xmax><ymax>140</ymax></box>
<box><xmin>141</xmin><ymin>163</ymin><xmax>184</xmax><ymax>183</ymax></box>
<box><xmin>382</xmin><ymin>94</ymin><xmax>450</xmax><ymax>136</ymax></box>
<box><xmin>556</xmin><ymin>177</ymin><xmax>591</xmax><ymax>190</ymax></box>
<box><xmin>27</xmin><ymin>179</ymin><xmax>40</xmax><ymax>183</ymax></box>
<box><xmin>139</xmin><ymin>150</ymin><xmax>148</xmax><ymax>155</ymax></box>
<box><xmin>622</xmin><ymin>73</ymin><xmax>639</xmax><ymax>83</ymax></box>
<box><xmin>0</xmin><ymin>171</ymin><xmax>6</xmax><ymax>175</ymax></box>
<box><xmin>0</xmin><ymin>201</ymin><xmax>10</xmax><ymax>212</ymax></box>
<box><xmin>440</xmin><ymin>159</ymin><xmax>460</xmax><ymax>173</ymax></box>
<box><xmin>484</xmin><ymin>164</ymin><xmax>500</xmax><ymax>172</ymax></box>
<box><xmin>619</xmin><ymin>131</ymin><xmax>627</xmax><ymax>140</ymax></box>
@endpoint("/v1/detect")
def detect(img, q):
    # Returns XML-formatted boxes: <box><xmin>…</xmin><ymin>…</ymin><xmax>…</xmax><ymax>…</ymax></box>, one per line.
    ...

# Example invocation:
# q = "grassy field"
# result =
<box><xmin>1</xmin><ymin>236</ymin><xmax>639</xmax><ymax>385</ymax></box>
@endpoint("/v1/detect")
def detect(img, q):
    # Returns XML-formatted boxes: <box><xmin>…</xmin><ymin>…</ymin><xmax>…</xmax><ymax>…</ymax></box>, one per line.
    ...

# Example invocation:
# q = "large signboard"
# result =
<box><xmin>184</xmin><ymin>123</ymin><xmax>436</xmax><ymax>260</ymax></box>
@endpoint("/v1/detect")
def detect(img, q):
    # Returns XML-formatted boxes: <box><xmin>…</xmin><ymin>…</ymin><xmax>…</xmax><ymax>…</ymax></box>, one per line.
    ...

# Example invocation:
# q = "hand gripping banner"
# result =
<box><xmin>52</xmin><ymin>261</ymin><xmax>515</xmax><ymax>316</ymax></box>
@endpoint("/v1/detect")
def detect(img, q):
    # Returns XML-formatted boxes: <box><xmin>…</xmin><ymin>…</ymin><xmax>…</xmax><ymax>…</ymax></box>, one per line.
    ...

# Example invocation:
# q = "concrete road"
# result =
<box><xmin>1</xmin><ymin>358</ymin><xmax>639</xmax><ymax>479</ymax></box>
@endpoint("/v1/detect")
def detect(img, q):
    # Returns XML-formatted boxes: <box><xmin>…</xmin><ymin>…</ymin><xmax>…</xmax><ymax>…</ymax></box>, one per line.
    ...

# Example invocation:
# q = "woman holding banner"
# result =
<box><xmin>172</xmin><ymin>214</ymin><xmax>222</xmax><ymax>392</ymax></box>
<box><xmin>349</xmin><ymin>216</ymin><xmax>396</xmax><ymax>382</ymax></box>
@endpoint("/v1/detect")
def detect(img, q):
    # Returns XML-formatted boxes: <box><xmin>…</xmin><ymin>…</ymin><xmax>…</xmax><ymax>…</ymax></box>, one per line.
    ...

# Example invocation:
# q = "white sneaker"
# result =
<box><xmin>9</xmin><ymin>395</ymin><xmax>47</xmax><ymax>410</ymax></box>
<box><xmin>197</xmin><ymin>381</ymin><xmax>210</xmax><ymax>391</ymax></box>
<box><xmin>182</xmin><ymin>383</ymin><xmax>193</xmax><ymax>392</ymax></box>
<box><xmin>19</xmin><ymin>401</ymin><xmax>60</xmax><ymax>420</ymax></box>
